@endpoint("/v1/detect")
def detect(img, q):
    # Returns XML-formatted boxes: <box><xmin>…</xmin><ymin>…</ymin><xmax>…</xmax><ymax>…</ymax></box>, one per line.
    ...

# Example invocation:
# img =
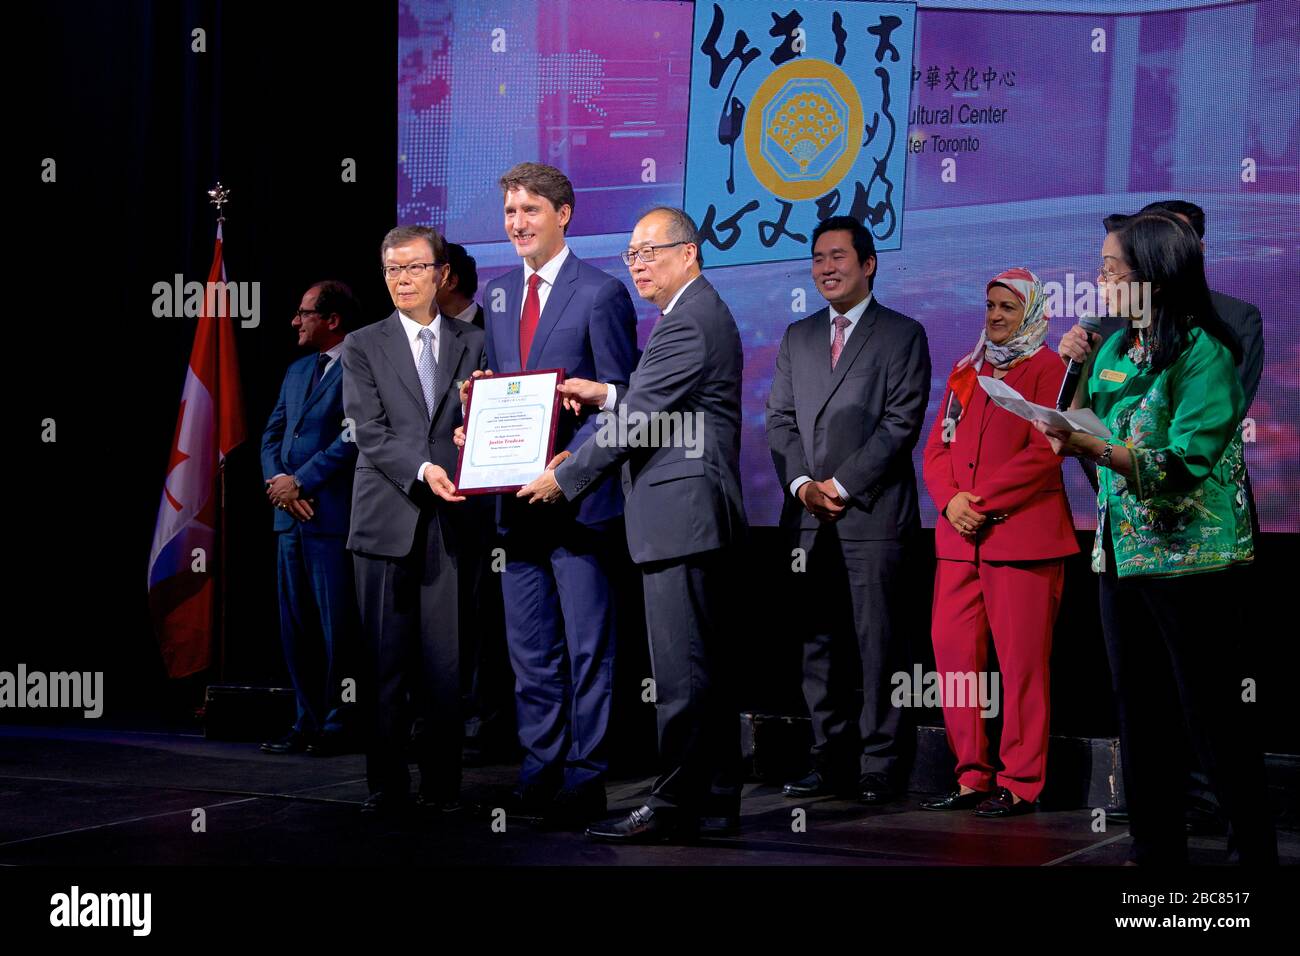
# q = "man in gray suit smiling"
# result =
<box><xmin>519</xmin><ymin>207</ymin><xmax>747</xmax><ymax>843</ymax></box>
<box><xmin>766</xmin><ymin>215</ymin><xmax>931</xmax><ymax>805</ymax></box>
<box><xmin>341</xmin><ymin>225</ymin><xmax>487</xmax><ymax>816</ymax></box>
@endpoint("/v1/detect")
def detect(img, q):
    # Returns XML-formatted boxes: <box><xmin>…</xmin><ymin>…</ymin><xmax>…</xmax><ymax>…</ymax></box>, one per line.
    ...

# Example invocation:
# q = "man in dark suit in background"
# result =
<box><xmin>766</xmin><ymin>215</ymin><xmax>932</xmax><ymax>804</ymax></box>
<box><xmin>259</xmin><ymin>281</ymin><xmax>362</xmax><ymax>757</ymax></box>
<box><xmin>522</xmin><ymin>207</ymin><xmax>747</xmax><ymax>843</ymax></box>
<box><xmin>1140</xmin><ymin>199</ymin><xmax>1263</xmax><ymax>410</ymax></box>
<box><xmin>1095</xmin><ymin>202</ymin><xmax>1263</xmax><ymax>410</ymax></box>
<box><xmin>475</xmin><ymin>162</ymin><xmax>637</xmax><ymax>827</ymax></box>
<box><xmin>437</xmin><ymin>242</ymin><xmax>484</xmax><ymax>328</ymax></box>
<box><xmin>341</xmin><ymin>225</ymin><xmax>487</xmax><ymax>815</ymax></box>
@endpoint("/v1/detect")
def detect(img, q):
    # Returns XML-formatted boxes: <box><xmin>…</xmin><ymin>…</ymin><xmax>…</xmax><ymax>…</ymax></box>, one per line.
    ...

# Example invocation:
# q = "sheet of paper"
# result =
<box><xmin>455</xmin><ymin>369</ymin><xmax>563</xmax><ymax>493</ymax></box>
<box><xmin>977</xmin><ymin>375</ymin><xmax>1112</xmax><ymax>439</ymax></box>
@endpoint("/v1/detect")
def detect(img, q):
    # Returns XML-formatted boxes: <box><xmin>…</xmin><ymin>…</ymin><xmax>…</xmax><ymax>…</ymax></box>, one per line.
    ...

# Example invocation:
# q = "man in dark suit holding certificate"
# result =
<box><xmin>472</xmin><ymin>163</ymin><xmax>637</xmax><ymax>827</ymax></box>
<box><xmin>519</xmin><ymin>207</ymin><xmax>747</xmax><ymax>843</ymax></box>
<box><xmin>766</xmin><ymin>215</ymin><xmax>931</xmax><ymax>804</ymax></box>
<box><xmin>341</xmin><ymin>225</ymin><xmax>487</xmax><ymax>815</ymax></box>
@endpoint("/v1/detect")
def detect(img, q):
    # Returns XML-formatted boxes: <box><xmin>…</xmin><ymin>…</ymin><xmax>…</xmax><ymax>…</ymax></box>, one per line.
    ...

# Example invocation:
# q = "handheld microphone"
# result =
<box><xmin>1056</xmin><ymin>314</ymin><xmax>1102</xmax><ymax>411</ymax></box>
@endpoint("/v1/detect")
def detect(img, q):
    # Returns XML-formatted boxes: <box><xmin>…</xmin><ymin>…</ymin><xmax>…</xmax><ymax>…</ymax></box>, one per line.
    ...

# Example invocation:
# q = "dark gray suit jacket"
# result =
<box><xmin>341</xmin><ymin>311</ymin><xmax>487</xmax><ymax>558</ymax></box>
<box><xmin>766</xmin><ymin>297</ymin><xmax>931</xmax><ymax>541</ymax></box>
<box><xmin>555</xmin><ymin>275</ymin><xmax>746</xmax><ymax>565</ymax></box>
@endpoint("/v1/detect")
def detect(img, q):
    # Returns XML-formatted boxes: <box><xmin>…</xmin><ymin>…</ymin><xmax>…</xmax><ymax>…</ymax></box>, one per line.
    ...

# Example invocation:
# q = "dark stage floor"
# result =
<box><xmin>1</xmin><ymin>726</ymin><xmax>1295</xmax><ymax>867</ymax></box>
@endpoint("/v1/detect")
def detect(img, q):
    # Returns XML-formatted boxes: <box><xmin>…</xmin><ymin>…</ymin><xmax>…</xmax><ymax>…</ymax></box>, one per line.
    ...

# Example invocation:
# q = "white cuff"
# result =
<box><xmin>600</xmin><ymin>384</ymin><xmax>617</xmax><ymax>411</ymax></box>
<box><xmin>417</xmin><ymin>461</ymin><xmax>434</xmax><ymax>482</ymax></box>
<box><xmin>790</xmin><ymin>476</ymin><xmax>812</xmax><ymax>497</ymax></box>
<box><xmin>830</xmin><ymin>477</ymin><xmax>849</xmax><ymax>501</ymax></box>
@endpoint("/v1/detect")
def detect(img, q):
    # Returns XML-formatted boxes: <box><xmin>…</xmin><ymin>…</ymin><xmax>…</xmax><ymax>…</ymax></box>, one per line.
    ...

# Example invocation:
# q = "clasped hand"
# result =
<box><xmin>945</xmin><ymin>491</ymin><xmax>985</xmax><ymax>539</ymax></box>
<box><xmin>266</xmin><ymin>476</ymin><xmax>314</xmax><ymax>521</ymax></box>
<box><xmin>798</xmin><ymin>479</ymin><xmax>846</xmax><ymax>522</ymax></box>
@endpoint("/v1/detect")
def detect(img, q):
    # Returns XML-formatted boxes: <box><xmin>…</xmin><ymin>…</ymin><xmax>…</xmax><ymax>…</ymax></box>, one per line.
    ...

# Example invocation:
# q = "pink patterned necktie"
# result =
<box><xmin>830</xmin><ymin>314</ymin><xmax>851</xmax><ymax>369</ymax></box>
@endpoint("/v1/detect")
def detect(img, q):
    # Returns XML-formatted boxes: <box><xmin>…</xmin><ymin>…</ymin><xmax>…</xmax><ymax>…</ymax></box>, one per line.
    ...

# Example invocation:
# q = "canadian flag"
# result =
<box><xmin>147</xmin><ymin>224</ymin><xmax>246</xmax><ymax>678</ymax></box>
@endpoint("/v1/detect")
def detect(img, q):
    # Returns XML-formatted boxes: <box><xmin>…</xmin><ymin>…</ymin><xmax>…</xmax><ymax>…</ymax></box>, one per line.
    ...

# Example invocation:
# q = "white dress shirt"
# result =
<box><xmin>399</xmin><ymin>310</ymin><xmax>441</xmax><ymax>367</ymax></box>
<box><xmin>789</xmin><ymin>293</ymin><xmax>873</xmax><ymax>503</ymax></box>
<box><xmin>319</xmin><ymin>341</ymin><xmax>344</xmax><ymax>377</ymax></box>
<box><xmin>398</xmin><ymin>310</ymin><xmax>443</xmax><ymax>483</ymax></box>
<box><xmin>523</xmin><ymin>245</ymin><xmax>571</xmax><ymax>319</ymax></box>
<box><xmin>452</xmin><ymin>301</ymin><xmax>479</xmax><ymax>325</ymax></box>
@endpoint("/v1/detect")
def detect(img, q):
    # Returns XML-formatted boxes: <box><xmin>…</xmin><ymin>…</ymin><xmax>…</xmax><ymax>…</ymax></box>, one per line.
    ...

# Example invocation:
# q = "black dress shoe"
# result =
<box><xmin>858</xmin><ymin>772</ymin><xmax>900</xmax><ymax>804</ymax></box>
<box><xmin>1184</xmin><ymin>805</ymin><xmax>1226</xmax><ymax>836</ymax></box>
<box><xmin>699</xmin><ymin>794</ymin><xmax>741</xmax><ymax>834</ymax></box>
<box><xmin>415</xmin><ymin>790</ymin><xmax>462</xmax><ymax>813</ymax></box>
<box><xmin>305</xmin><ymin>732</ymin><xmax>352</xmax><ymax>757</ymax></box>
<box><xmin>541</xmin><ymin>786</ymin><xmax>608</xmax><ymax>829</ymax></box>
<box><xmin>920</xmin><ymin>789</ymin><xmax>992</xmax><ymax>811</ymax></box>
<box><xmin>360</xmin><ymin>791</ymin><xmax>411</xmax><ymax>816</ymax></box>
<box><xmin>506</xmin><ymin>783</ymin><xmax>557</xmax><ymax>819</ymax></box>
<box><xmin>972</xmin><ymin>787</ymin><xmax>1034</xmax><ymax>817</ymax></box>
<box><xmin>586</xmin><ymin>805</ymin><xmax>696</xmax><ymax>844</ymax></box>
<box><xmin>699</xmin><ymin>813</ymin><xmax>741</xmax><ymax>835</ymax></box>
<box><xmin>260</xmin><ymin>730</ymin><xmax>311</xmax><ymax>755</ymax></box>
<box><xmin>783</xmin><ymin>770</ymin><xmax>832</xmax><ymax>797</ymax></box>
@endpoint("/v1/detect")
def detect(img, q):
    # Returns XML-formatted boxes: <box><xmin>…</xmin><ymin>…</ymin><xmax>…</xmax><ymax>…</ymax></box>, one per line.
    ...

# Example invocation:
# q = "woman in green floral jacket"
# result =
<box><xmin>1041</xmin><ymin>211</ymin><xmax>1275</xmax><ymax>866</ymax></box>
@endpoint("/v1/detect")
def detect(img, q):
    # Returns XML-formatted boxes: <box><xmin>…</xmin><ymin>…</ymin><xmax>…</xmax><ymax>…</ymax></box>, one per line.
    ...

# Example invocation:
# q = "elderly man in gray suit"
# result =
<box><xmin>518</xmin><ymin>207</ymin><xmax>747</xmax><ymax>843</ymax></box>
<box><xmin>766</xmin><ymin>215</ymin><xmax>931</xmax><ymax>804</ymax></box>
<box><xmin>341</xmin><ymin>225</ymin><xmax>487</xmax><ymax>816</ymax></box>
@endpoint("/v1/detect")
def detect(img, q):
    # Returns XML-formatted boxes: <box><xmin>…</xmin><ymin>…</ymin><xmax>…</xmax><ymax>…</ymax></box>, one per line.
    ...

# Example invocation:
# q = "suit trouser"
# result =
<box><xmin>799</xmin><ymin>526</ymin><xmax>907</xmax><ymax>780</ymax></box>
<box><xmin>1099</xmin><ymin>563</ymin><xmax>1276</xmax><ymax>865</ymax></box>
<box><xmin>460</xmin><ymin>504</ymin><xmax>511</xmax><ymax>745</ymax></box>
<box><xmin>353</xmin><ymin>510</ymin><xmax>461</xmax><ymax>799</ymax></box>
<box><xmin>501</xmin><ymin>522</ymin><xmax>616</xmax><ymax>792</ymax></box>
<box><xmin>642</xmin><ymin>547</ymin><xmax>742</xmax><ymax>814</ymax></box>
<box><xmin>276</xmin><ymin>526</ymin><xmax>358</xmax><ymax>736</ymax></box>
<box><xmin>930</xmin><ymin>557</ymin><xmax>1063</xmax><ymax>802</ymax></box>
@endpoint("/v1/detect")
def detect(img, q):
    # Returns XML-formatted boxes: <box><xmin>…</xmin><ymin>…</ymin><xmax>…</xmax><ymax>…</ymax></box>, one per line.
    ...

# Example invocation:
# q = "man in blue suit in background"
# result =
<box><xmin>474</xmin><ymin>162</ymin><xmax>637</xmax><ymax>827</ymax></box>
<box><xmin>259</xmin><ymin>281</ymin><xmax>361</xmax><ymax>756</ymax></box>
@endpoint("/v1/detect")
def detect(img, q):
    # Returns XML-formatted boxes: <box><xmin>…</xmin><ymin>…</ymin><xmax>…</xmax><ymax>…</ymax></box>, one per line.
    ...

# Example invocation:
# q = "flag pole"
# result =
<box><xmin>208</xmin><ymin>182</ymin><xmax>231</xmax><ymax>684</ymax></box>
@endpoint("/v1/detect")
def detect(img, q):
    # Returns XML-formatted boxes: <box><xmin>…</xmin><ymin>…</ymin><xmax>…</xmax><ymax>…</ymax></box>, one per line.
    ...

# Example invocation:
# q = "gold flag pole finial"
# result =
<box><xmin>207</xmin><ymin>181</ymin><xmax>231</xmax><ymax>223</ymax></box>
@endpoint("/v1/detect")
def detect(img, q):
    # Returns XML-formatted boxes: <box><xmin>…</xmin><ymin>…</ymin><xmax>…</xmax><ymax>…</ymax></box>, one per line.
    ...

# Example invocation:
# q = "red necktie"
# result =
<box><xmin>519</xmin><ymin>273</ymin><xmax>541</xmax><ymax>369</ymax></box>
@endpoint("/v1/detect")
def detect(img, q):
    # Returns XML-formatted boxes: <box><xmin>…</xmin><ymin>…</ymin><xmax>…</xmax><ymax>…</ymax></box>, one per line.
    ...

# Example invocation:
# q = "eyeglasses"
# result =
<box><xmin>293</xmin><ymin>308</ymin><xmax>323</xmax><ymax>319</ymax></box>
<box><xmin>1098</xmin><ymin>262</ymin><xmax>1136</xmax><ymax>281</ymax></box>
<box><xmin>621</xmin><ymin>241</ymin><xmax>687</xmax><ymax>266</ymax></box>
<box><xmin>382</xmin><ymin>262</ymin><xmax>439</xmax><ymax>280</ymax></box>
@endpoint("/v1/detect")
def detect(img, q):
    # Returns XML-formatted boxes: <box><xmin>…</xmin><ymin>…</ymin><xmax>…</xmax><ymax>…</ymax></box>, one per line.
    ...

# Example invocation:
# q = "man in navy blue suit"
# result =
<box><xmin>473</xmin><ymin>162</ymin><xmax>637</xmax><ymax>826</ymax></box>
<box><xmin>259</xmin><ymin>281</ymin><xmax>361</xmax><ymax>756</ymax></box>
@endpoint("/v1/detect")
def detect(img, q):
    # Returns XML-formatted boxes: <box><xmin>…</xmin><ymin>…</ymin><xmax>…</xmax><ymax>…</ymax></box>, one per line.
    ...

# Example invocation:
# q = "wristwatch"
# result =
<box><xmin>1094</xmin><ymin>444</ymin><xmax>1113</xmax><ymax>469</ymax></box>
<box><xmin>291</xmin><ymin>475</ymin><xmax>303</xmax><ymax>489</ymax></box>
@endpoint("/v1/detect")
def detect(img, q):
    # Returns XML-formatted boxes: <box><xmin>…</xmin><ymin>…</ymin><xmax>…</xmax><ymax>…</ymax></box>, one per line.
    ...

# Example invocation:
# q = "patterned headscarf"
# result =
<box><xmin>941</xmin><ymin>267</ymin><xmax>1051</xmax><ymax>443</ymax></box>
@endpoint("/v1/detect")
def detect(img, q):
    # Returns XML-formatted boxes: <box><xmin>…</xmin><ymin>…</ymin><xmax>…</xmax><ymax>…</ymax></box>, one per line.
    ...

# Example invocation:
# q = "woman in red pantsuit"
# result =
<box><xmin>920</xmin><ymin>268</ymin><xmax>1078</xmax><ymax>817</ymax></box>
